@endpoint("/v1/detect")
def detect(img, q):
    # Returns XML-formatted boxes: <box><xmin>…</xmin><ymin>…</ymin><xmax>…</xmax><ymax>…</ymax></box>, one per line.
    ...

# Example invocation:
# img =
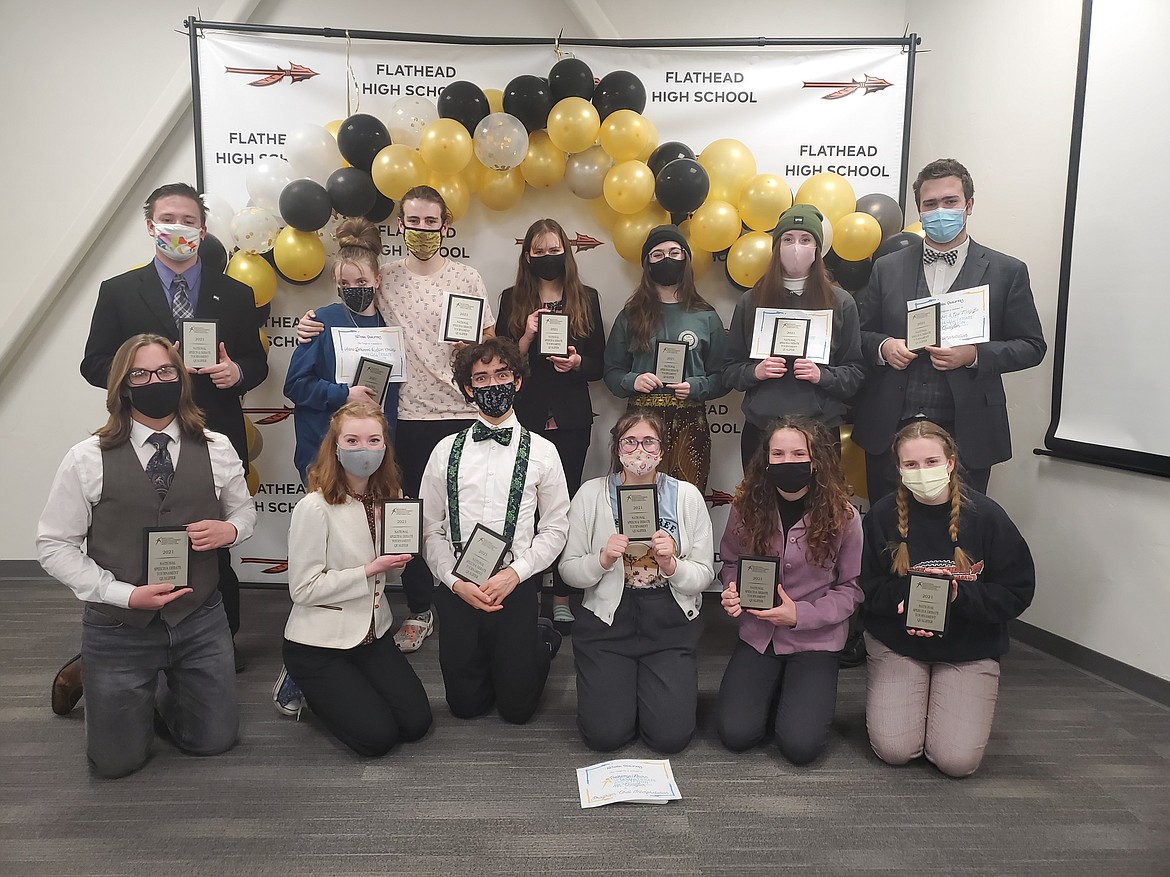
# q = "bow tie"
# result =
<box><xmin>472</xmin><ymin>422</ymin><xmax>513</xmax><ymax>446</ymax></box>
<box><xmin>923</xmin><ymin>247</ymin><xmax>958</xmax><ymax>266</ymax></box>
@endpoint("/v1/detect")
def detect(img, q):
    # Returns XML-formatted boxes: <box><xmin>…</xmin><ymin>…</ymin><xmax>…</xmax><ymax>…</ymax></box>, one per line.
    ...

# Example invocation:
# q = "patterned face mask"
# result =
<box><xmin>152</xmin><ymin>222</ymin><xmax>201</xmax><ymax>261</ymax></box>
<box><xmin>471</xmin><ymin>382</ymin><xmax>516</xmax><ymax>418</ymax></box>
<box><xmin>403</xmin><ymin>227</ymin><xmax>442</xmax><ymax>260</ymax></box>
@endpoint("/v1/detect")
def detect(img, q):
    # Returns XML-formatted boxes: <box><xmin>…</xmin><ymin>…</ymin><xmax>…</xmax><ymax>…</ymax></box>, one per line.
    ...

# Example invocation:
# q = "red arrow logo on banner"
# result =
<box><xmin>512</xmin><ymin>233</ymin><xmax>606</xmax><ymax>253</ymax></box>
<box><xmin>801</xmin><ymin>74</ymin><xmax>893</xmax><ymax>100</ymax></box>
<box><xmin>225</xmin><ymin>63</ymin><xmax>320</xmax><ymax>87</ymax></box>
<box><xmin>243</xmin><ymin>406</ymin><xmax>295</xmax><ymax>425</ymax></box>
<box><xmin>240</xmin><ymin>558</ymin><xmax>290</xmax><ymax>574</ymax></box>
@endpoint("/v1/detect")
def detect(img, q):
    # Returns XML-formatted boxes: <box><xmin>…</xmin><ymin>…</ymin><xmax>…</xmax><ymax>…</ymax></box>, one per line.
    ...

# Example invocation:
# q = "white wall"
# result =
<box><xmin>3</xmin><ymin>0</ymin><xmax>1166</xmax><ymax>682</ymax></box>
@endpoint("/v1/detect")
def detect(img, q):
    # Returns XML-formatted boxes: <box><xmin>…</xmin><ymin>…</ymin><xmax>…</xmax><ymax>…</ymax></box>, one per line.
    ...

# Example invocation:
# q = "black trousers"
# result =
<box><xmin>283</xmin><ymin>634</ymin><xmax>432</xmax><ymax>757</ymax></box>
<box><xmin>531</xmin><ymin>425</ymin><xmax>591</xmax><ymax>598</ymax></box>
<box><xmin>394</xmin><ymin>418</ymin><xmax>476</xmax><ymax>614</ymax></box>
<box><xmin>741</xmin><ymin>421</ymin><xmax>841</xmax><ymax>471</ymax></box>
<box><xmin>716</xmin><ymin>641</ymin><xmax>840</xmax><ymax>765</ymax></box>
<box><xmin>217</xmin><ymin>549</ymin><xmax>240</xmax><ymax>635</ymax></box>
<box><xmin>434</xmin><ymin>576</ymin><xmax>550</xmax><ymax>724</ymax></box>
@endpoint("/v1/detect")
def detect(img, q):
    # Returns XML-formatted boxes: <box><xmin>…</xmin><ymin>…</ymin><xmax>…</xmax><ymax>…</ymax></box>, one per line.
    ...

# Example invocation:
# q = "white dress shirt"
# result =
<box><xmin>420</xmin><ymin>412</ymin><xmax>569</xmax><ymax>588</ymax></box>
<box><xmin>36</xmin><ymin>420</ymin><xmax>255</xmax><ymax>609</ymax></box>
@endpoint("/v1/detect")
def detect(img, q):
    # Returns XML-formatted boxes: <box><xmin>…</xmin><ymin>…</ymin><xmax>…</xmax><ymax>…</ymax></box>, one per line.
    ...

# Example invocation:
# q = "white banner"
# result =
<box><xmin>196</xmin><ymin>29</ymin><xmax>909</xmax><ymax>583</ymax></box>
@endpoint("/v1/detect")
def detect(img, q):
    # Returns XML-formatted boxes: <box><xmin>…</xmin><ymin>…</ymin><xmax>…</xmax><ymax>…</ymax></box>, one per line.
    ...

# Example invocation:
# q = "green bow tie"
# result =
<box><xmin>472</xmin><ymin>422</ymin><xmax>513</xmax><ymax>446</ymax></box>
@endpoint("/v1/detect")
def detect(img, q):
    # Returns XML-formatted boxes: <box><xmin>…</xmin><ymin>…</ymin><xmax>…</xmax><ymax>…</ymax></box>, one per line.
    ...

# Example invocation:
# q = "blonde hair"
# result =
<box><xmin>333</xmin><ymin>217</ymin><xmax>382</xmax><ymax>284</ymax></box>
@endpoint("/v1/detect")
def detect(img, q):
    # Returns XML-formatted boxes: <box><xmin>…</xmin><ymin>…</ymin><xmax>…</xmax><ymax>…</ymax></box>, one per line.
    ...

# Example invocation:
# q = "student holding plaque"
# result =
<box><xmin>860</xmin><ymin>421</ymin><xmax>1035</xmax><ymax>777</ymax></box>
<box><xmin>36</xmin><ymin>334</ymin><xmax>255</xmax><ymax>778</ymax></box>
<box><xmin>722</xmin><ymin>204</ymin><xmax>865</xmax><ymax>467</ymax></box>
<box><xmin>280</xmin><ymin>401</ymin><xmax>432</xmax><ymax>755</ymax></box>
<box><xmin>603</xmin><ymin>225</ymin><xmax>727</xmax><ymax>493</ymax></box>
<box><xmin>715</xmin><ymin>417</ymin><xmax>862</xmax><ymax>764</ymax></box>
<box><xmin>418</xmin><ymin>338</ymin><xmax>569</xmax><ymax>724</ymax></box>
<box><xmin>560</xmin><ymin>411</ymin><xmax>715</xmax><ymax>754</ymax></box>
<box><xmin>496</xmin><ymin>218</ymin><xmax>607</xmax><ymax>629</ymax></box>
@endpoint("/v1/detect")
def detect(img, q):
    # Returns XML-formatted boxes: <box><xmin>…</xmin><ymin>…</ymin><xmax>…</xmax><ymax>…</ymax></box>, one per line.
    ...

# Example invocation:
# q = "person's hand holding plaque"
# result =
<box><xmin>452</xmin><ymin>579</ymin><xmax>503</xmax><ymax>613</ymax></box>
<box><xmin>925</xmin><ymin>344</ymin><xmax>977</xmax><ymax>371</ymax></box>
<box><xmin>600</xmin><ymin>533</ymin><xmax>629</xmax><ymax>570</ymax></box>
<box><xmin>721</xmin><ymin>581</ymin><xmax>743</xmax><ymax>619</ymax></box>
<box><xmin>199</xmin><ymin>343</ymin><xmax>243</xmax><ymax>389</ymax></box>
<box><xmin>667</xmin><ymin>380</ymin><xmax>691</xmax><ymax>400</ymax></box>
<box><xmin>650</xmin><ymin>530</ymin><xmax>677</xmax><ymax>576</ymax></box>
<box><xmin>549</xmin><ymin>345</ymin><xmax>581</xmax><ymax>373</ymax></box>
<box><xmin>364</xmin><ymin>553</ymin><xmax>412</xmax><ymax>578</ymax></box>
<box><xmin>879</xmin><ymin>337</ymin><xmax>918</xmax><ymax>370</ymax></box>
<box><xmin>901</xmin><ymin>574</ymin><xmax>959</xmax><ymax>637</ymax></box>
<box><xmin>128</xmin><ymin>582</ymin><xmax>193</xmax><ymax>610</ymax></box>
<box><xmin>186</xmin><ymin>519</ymin><xmax>237</xmax><ymax>552</ymax></box>
<box><xmin>753</xmin><ymin>356</ymin><xmax>789</xmax><ymax>381</ymax></box>
<box><xmin>632</xmin><ymin>372</ymin><xmax>664</xmax><ymax>394</ymax></box>
<box><xmin>747</xmin><ymin>582</ymin><xmax>797</xmax><ymax>627</ymax></box>
<box><xmin>538</xmin><ymin>312</ymin><xmax>570</xmax><ymax>357</ymax></box>
<box><xmin>792</xmin><ymin>358</ymin><xmax>822</xmax><ymax>384</ymax></box>
<box><xmin>481</xmin><ymin>566</ymin><xmax>521</xmax><ymax>605</ymax></box>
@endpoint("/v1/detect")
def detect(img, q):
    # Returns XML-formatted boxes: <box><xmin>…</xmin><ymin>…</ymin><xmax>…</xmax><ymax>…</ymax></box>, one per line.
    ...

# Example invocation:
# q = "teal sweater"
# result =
<box><xmin>603</xmin><ymin>303</ymin><xmax>728</xmax><ymax>402</ymax></box>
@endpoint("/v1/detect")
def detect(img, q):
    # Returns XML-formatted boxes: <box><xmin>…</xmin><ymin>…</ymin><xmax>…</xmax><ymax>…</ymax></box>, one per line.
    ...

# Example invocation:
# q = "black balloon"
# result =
<box><xmin>648</xmin><ymin>141</ymin><xmax>696</xmax><ymax>178</ymax></box>
<box><xmin>200</xmin><ymin>233</ymin><xmax>228</xmax><ymax>275</ymax></box>
<box><xmin>438</xmin><ymin>80</ymin><xmax>490</xmax><ymax>134</ymax></box>
<box><xmin>824</xmin><ymin>251</ymin><xmax>873</xmax><ymax>293</ymax></box>
<box><xmin>336</xmin><ymin>113</ymin><xmax>391</xmax><ymax>172</ymax></box>
<box><xmin>874</xmin><ymin>231</ymin><xmax>921</xmax><ymax>261</ymax></box>
<box><xmin>654</xmin><ymin>158</ymin><xmax>710</xmax><ymax>215</ymax></box>
<box><xmin>549</xmin><ymin>57</ymin><xmax>595</xmax><ymax>101</ymax></box>
<box><xmin>592</xmin><ymin>70</ymin><xmax>646</xmax><ymax>120</ymax></box>
<box><xmin>327</xmin><ymin>167</ymin><xmax>378</xmax><ymax>217</ymax></box>
<box><xmin>855</xmin><ymin>192</ymin><xmax>905</xmax><ymax>240</ymax></box>
<box><xmin>279</xmin><ymin>179</ymin><xmax>333</xmax><ymax>232</ymax></box>
<box><xmin>503</xmin><ymin>74</ymin><xmax>553</xmax><ymax>133</ymax></box>
<box><xmin>365</xmin><ymin>191</ymin><xmax>396</xmax><ymax>224</ymax></box>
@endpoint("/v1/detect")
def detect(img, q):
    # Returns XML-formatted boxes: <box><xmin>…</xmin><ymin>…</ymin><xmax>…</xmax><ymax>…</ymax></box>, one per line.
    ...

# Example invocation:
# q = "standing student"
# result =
<box><xmin>495</xmin><ymin>218</ymin><xmax>606</xmax><ymax>628</ymax></box>
<box><xmin>722</xmin><ymin>205</ymin><xmax>865</xmax><ymax>467</ymax></box>
<box><xmin>860</xmin><ymin>420</ymin><xmax>1035</xmax><ymax>777</ymax></box>
<box><xmin>716</xmin><ymin>416</ymin><xmax>863</xmax><ymax>765</ymax></box>
<box><xmin>603</xmin><ymin>225</ymin><xmax>727</xmax><ymax>494</ymax></box>
<box><xmin>281</xmin><ymin>401</ymin><xmax>432</xmax><ymax>755</ymax></box>
<box><xmin>559</xmin><ymin>410</ymin><xmax>714</xmax><ymax>753</ymax></box>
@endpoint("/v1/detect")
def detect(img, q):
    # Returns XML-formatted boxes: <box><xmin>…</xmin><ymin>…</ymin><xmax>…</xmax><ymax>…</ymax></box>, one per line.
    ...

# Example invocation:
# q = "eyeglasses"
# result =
<box><xmin>126</xmin><ymin>366</ymin><xmax>179</xmax><ymax>386</ymax></box>
<box><xmin>470</xmin><ymin>369</ymin><xmax>515</xmax><ymax>388</ymax></box>
<box><xmin>647</xmin><ymin>248</ymin><xmax>685</xmax><ymax>263</ymax></box>
<box><xmin>618</xmin><ymin>436</ymin><xmax>662</xmax><ymax>453</ymax></box>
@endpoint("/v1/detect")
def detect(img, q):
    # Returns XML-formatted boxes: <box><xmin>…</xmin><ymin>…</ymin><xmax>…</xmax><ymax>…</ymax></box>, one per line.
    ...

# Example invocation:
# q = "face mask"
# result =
<box><xmin>619</xmin><ymin>450</ymin><xmax>661</xmax><ymax>477</ymax></box>
<box><xmin>528</xmin><ymin>252</ymin><xmax>566</xmax><ymax>281</ymax></box>
<box><xmin>920</xmin><ymin>207</ymin><xmax>967</xmax><ymax>245</ymax></box>
<box><xmin>152</xmin><ymin>222</ymin><xmax>201</xmax><ymax>262</ymax></box>
<box><xmin>340</xmin><ymin>286</ymin><xmax>376</xmax><ymax>313</ymax></box>
<box><xmin>336</xmin><ymin>446</ymin><xmax>385</xmax><ymax>479</ymax></box>
<box><xmin>648</xmin><ymin>256</ymin><xmax>686</xmax><ymax>286</ymax></box>
<box><xmin>765</xmin><ymin>461</ymin><xmax>814</xmax><ymax>493</ymax></box>
<box><xmin>900</xmin><ymin>465</ymin><xmax>952</xmax><ymax>501</ymax></box>
<box><xmin>472</xmin><ymin>382</ymin><xmax>516</xmax><ymax>418</ymax></box>
<box><xmin>778</xmin><ymin>242</ymin><xmax>816</xmax><ymax>278</ymax></box>
<box><xmin>128</xmin><ymin>381</ymin><xmax>181</xmax><ymax>419</ymax></box>
<box><xmin>403</xmin><ymin>227</ymin><xmax>442</xmax><ymax>260</ymax></box>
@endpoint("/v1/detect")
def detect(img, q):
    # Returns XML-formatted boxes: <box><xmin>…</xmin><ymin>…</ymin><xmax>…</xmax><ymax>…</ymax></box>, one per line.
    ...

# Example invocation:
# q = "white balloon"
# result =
<box><xmin>246</xmin><ymin>157</ymin><xmax>293</xmax><ymax>212</ymax></box>
<box><xmin>285</xmin><ymin>124</ymin><xmax>341</xmax><ymax>185</ymax></box>
<box><xmin>203</xmin><ymin>193</ymin><xmax>236</xmax><ymax>249</ymax></box>
<box><xmin>387</xmin><ymin>97</ymin><xmax>438</xmax><ymax>149</ymax></box>
<box><xmin>473</xmin><ymin>113</ymin><xmax>529</xmax><ymax>171</ymax></box>
<box><xmin>564</xmin><ymin>145</ymin><xmax>613</xmax><ymax>200</ymax></box>
<box><xmin>820</xmin><ymin>214</ymin><xmax>834</xmax><ymax>256</ymax></box>
<box><xmin>231</xmin><ymin>206</ymin><xmax>283</xmax><ymax>255</ymax></box>
<box><xmin>317</xmin><ymin>212</ymin><xmax>343</xmax><ymax>259</ymax></box>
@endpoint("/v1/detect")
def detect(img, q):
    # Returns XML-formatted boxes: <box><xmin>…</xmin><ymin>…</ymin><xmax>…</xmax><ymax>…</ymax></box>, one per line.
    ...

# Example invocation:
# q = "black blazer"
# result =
<box><xmin>495</xmin><ymin>285</ymin><xmax>605</xmax><ymax>431</ymax></box>
<box><xmin>81</xmin><ymin>262</ymin><xmax>269</xmax><ymax>463</ymax></box>
<box><xmin>852</xmin><ymin>239</ymin><xmax>1046</xmax><ymax>469</ymax></box>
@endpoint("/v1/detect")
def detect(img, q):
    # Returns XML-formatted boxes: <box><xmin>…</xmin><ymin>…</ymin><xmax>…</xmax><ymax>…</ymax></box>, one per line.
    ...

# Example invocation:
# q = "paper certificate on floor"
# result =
<box><xmin>331</xmin><ymin>326</ymin><xmax>408</xmax><ymax>385</ymax></box>
<box><xmin>905</xmin><ymin>285</ymin><xmax>991</xmax><ymax>347</ymax></box>
<box><xmin>749</xmin><ymin>308</ymin><xmax>833</xmax><ymax>363</ymax></box>
<box><xmin>576</xmin><ymin>759</ymin><xmax>682</xmax><ymax>809</ymax></box>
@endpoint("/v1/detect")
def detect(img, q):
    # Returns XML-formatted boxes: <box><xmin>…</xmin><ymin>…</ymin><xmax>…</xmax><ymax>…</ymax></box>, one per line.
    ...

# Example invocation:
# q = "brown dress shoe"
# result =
<box><xmin>51</xmin><ymin>654</ymin><xmax>84</xmax><ymax>716</ymax></box>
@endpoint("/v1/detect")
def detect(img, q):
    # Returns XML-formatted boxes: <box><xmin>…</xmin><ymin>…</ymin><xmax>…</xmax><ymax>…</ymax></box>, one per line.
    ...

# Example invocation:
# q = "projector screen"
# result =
<box><xmin>1043</xmin><ymin>0</ymin><xmax>1170</xmax><ymax>478</ymax></box>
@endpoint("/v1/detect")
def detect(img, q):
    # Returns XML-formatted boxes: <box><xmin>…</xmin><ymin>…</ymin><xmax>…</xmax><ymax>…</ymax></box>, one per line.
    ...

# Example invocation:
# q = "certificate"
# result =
<box><xmin>905</xmin><ymin>572</ymin><xmax>952</xmax><ymax>634</ymax></box>
<box><xmin>749</xmin><ymin>308</ymin><xmax>834</xmax><ymax>364</ymax></box>
<box><xmin>654</xmin><ymin>340</ymin><xmax>688</xmax><ymax>385</ymax></box>
<box><xmin>451</xmin><ymin>523</ymin><xmax>511</xmax><ymax>586</ymax></box>
<box><xmin>617</xmin><ymin>485</ymin><xmax>659</xmax><ymax>541</ymax></box>
<box><xmin>380</xmin><ymin>499</ymin><xmax>423</xmax><ymax>555</ymax></box>
<box><xmin>905</xmin><ymin>285</ymin><xmax>991</xmax><ymax>347</ymax></box>
<box><xmin>331</xmin><ymin>326</ymin><xmax>408</xmax><ymax>384</ymax></box>
<box><xmin>143</xmin><ymin>527</ymin><xmax>190</xmax><ymax>590</ymax></box>
<box><xmin>736</xmin><ymin>555</ymin><xmax>780</xmax><ymax>610</ymax></box>
<box><xmin>180</xmin><ymin>319</ymin><xmax>219</xmax><ymax>369</ymax></box>
<box><xmin>770</xmin><ymin>318</ymin><xmax>811</xmax><ymax>358</ymax></box>
<box><xmin>352</xmin><ymin>356</ymin><xmax>394</xmax><ymax>404</ymax></box>
<box><xmin>905</xmin><ymin>301</ymin><xmax>941</xmax><ymax>351</ymax></box>
<box><xmin>576</xmin><ymin>758</ymin><xmax>682</xmax><ymax>808</ymax></box>
<box><xmin>538</xmin><ymin>313</ymin><xmax>570</xmax><ymax>357</ymax></box>
<box><xmin>440</xmin><ymin>293</ymin><xmax>485</xmax><ymax>344</ymax></box>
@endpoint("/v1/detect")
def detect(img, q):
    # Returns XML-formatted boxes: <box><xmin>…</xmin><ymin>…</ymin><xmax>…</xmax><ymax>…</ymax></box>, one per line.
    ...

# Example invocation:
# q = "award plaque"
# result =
<box><xmin>451</xmin><ymin>523</ymin><xmax>511</xmax><ymax>586</ymax></box>
<box><xmin>380</xmin><ymin>499</ymin><xmax>423</xmax><ymax>555</ymax></box>
<box><xmin>180</xmin><ymin>319</ymin><xmax>219</xmax><ymax>369</ymax></box>
<box><xmin>736</xmin><ymin>556</ymin><xmax>780</xmax><ymax>611</ymax></box>
<box><xmin>906</xmin><ymin>302</ymin><xmax>942</xmax><ymax>351</ymax></box>
<box><xmin>442</xmin><ymin>294</ymin><xmax>485</xmax><ymax>343</ymax></box>
<box><xmin>905</xmin><ymin>572</ymin><xmax>952</xmax><ymax>634</ymax></box>
<box><xmin>353</xmin><ymin>356</ymin><xmax>394</xmax><ymax>404</ymax></box>
<box><xmin>538</xmin><ymin>313</ymin><xmax>570</xmax><ymax>357</ymax></box>
<box><xmin>770</xmin><ymin>318</ymin><xmax>811</xmax><ymax>359</ymax></box>
<box><xmin>617</xmin><ymin>485</ymin><xmax>660</xmax><ymax>541</ymax></box>
<box><xmin>143</xmin><ymin>527</ymin><xmax>190</xmax><ymax>590</ymax></box>
<box><xmin>654</xmin><ymin>340</ymin><xmax>688</xmax><ymax>385</ymax></box>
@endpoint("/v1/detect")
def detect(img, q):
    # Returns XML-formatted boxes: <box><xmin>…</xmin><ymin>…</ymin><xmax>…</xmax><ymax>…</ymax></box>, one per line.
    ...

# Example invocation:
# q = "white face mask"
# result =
<box><xmin>619</xmin><ymin>450</ymin><xmax>661</xmax><ymax>477</ymax></box>
<box><xmin>900</xmin><ymin>465</ymin><xmax>951</xmax><ymax>502</ymax></box>
<box><xmin>152</xmin><ymin>222</ymin><xmax>202</xmax><ymax>261</ymax></box>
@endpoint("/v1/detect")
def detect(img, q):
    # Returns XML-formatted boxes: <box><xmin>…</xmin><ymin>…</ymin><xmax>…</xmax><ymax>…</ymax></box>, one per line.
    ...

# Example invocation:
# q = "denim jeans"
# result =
<box><xmin>80</xmin><ymin>594</ymin><xmax>238</xmax><ymax>778</ymax></box>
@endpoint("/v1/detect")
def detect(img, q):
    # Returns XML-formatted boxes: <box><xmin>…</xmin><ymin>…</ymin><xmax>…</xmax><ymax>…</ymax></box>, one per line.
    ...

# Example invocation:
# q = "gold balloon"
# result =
<box><xmin>599</xmin><ymin>109</ymin><xmax>653</xmax><ymax>163</ymax></box>
<box><xmin>418</xmin><ymin>118</ymin><xmax>473</xmax><ymax>175</ymax></box>
<box><xmin>324</xmin><ymin>119</ymin><xmax>351</xmax><ymax>167</ymax></box>
<box><xmin>698</xmin><ymin>138</ymin><xmax>757</xmax><ymax>203</ymax></box>
<box><xmin>372</xmin><ymin>144</ymin><xmax>426</xmax><ymax>200</ymax></box>
<box><xmin>245</xmin><ymin>464</ymin><xmax>260</xmax><ymax>496</ymax></box>
<box><xmin>795</xmin><ymin>172</ymin><xmax>856</xmax><ymax>225</ymax></box>
<box><xmin>273</xmin><ymin>225</ymin><xmax>326</xmax><ymax>282</ymax></box>
<box><xmin>726</xmin><ymin>231</ymin><xmax>774</xmax><ymax>287</ymax></box>
<box><xmin>588</xmin><ymin>197</ymin><xmax>621</xmax><ymax>232</ymax></box>
<box><xmin>839</xmin><ymin>425</ymin><xmax>867</xmax><ymax>500</ymax></box>
<box><xmin>547</xmin><ymin>97</ymin><xmax>601</xmax><ymax>154</ymax></box>
<box><xmin>679</xmin><ymin>219</ymin><xmax>714</xmax><ymax>281</ymax></box>
<box><xmin>738</xmin><ymin>174</ymin><xmax>794</xmax><ymax>232</ymax></box>
<box><xmin>258</xmin><ymin>328</ymin><xmax>270</xmax><ymax>354</ymax></box>
<box><xmin>603</xmin><ymin>159</ymin><xmax>655</xmax><ymax>215</ymax></box>
<box><xmin>484</xmin><ymin>88</ymin><xmax>505</xmax><ymax>115</ymax></box>
<box><xmin>461</xmin><ymin>155</ymin><xmax>489</xmax><ymax>194</ymax></box>
<box><xmin>612</xmin><ymin>203</ymin><xmax>669</xmax><ymax>263</ymax></box>
<box><xmin>689</xmin><ymin>200</ymin><xmax>742</xmax><ymax>252</ymax></box>
<box><xmin>521</xmin><ymin>131</ymin><xmax>567</xmax><ymax>188</ymax></box>
<box><xmin>478</xmin><ymin>167</ymin><xmax>526</xmax><ymax>211</ymax></box>
<box><xmin>245</xmin><ymin>418</ymin><xmax>264</xmax><ymax>462</ymax></box>
<box><xmin>426</xmin><ymin>172</ymin><xmax>470</xmax><ymax>221</ymax></box>
<box><xmin>226</xmin><ymin>251</ymin><xmax>277</xmax><ymax>307</ymax></box>
<box><xmin>904</xmin><ymin>220</ymin><xmax>925</xmax><ymax>238</ymax></box>
<box><xmin>637</xmin><ymin>118</ymin><xmax>659</xmax><ymax>164</ymax></box>
<box><xmin>832</xmin><ymin>211</ymin><xmax>883</xmax><ymax>261</ymax></box>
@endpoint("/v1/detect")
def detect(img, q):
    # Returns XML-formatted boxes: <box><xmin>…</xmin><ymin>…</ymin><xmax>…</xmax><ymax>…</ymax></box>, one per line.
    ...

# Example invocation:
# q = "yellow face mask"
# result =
<box><xmin>403</xmin><ymin>227</ymin><xmax>442</xmax><ymax>260</ymax></box>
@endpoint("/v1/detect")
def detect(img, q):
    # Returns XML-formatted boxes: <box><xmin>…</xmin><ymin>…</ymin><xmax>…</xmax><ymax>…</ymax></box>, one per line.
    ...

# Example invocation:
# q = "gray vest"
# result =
<box><xmin>86</xmin><ymin>436</ymin><xmax>221</xmax><ymax>627</ymax></box>
<box><xmin>901</xmin><ymin>266</ymin><xmax>956</xmax><ymax>424</ymax></box>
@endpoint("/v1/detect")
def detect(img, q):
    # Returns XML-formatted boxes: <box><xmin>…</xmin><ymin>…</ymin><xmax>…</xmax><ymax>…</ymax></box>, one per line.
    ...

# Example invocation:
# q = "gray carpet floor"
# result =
<box><xmin>2</xmin><ymin>575</ymin><xmax>1167</xmax><ymax>877</ymax></box>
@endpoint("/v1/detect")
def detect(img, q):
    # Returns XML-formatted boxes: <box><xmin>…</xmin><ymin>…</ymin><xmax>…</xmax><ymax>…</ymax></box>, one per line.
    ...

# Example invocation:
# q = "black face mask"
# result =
<box><xmin>766</xmin><ymin>461</ymin><xmax>814</xmax><ymax>494</ymax></box>
<box><xmin>648</xmin><ymin>256</ymin><xmax>686</xmax><ymax>286</ymax></box>
<box><xmin>128</xmin><ymin>381</ymin><xmax>182</xmax><ymax>419</ymax></box>
<box><xmin>340</xmin><ymin>285</ymin><xmax>376</xmax><ymax>313</ymax></box>
<box><xmin>528</xmin><ymin>252</ymin><xmax>566</xmax><ymax>281</ymax></box>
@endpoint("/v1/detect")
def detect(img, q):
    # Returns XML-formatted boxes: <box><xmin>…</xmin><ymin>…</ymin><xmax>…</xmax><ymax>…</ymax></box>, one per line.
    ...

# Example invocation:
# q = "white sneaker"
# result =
<box><xmin>393</xmin><ymin>610</ymin><xmax>434</xmax><ymax>653</ymax></box>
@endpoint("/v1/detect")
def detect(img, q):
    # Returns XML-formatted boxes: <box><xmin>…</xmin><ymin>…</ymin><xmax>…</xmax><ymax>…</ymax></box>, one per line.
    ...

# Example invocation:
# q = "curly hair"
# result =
<box><xmin>451</xmin><ymin>336</ymin><xmax>528</xmax><ymax>402</ymax></box>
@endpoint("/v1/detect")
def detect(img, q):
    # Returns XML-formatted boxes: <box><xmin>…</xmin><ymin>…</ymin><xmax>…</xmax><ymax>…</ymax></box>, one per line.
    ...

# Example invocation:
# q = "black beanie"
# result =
<box><xmin>641</xmin><ymin>225</ymin><xmax>692</xmax><ymax>264</ymax></box>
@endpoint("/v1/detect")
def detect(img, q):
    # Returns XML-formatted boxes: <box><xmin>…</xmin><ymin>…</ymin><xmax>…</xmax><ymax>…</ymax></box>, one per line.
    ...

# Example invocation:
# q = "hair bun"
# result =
<box><xmin>334</xmin><ymin>217</ymin><xmax>381</xmax><ymax>253</ymax></box>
